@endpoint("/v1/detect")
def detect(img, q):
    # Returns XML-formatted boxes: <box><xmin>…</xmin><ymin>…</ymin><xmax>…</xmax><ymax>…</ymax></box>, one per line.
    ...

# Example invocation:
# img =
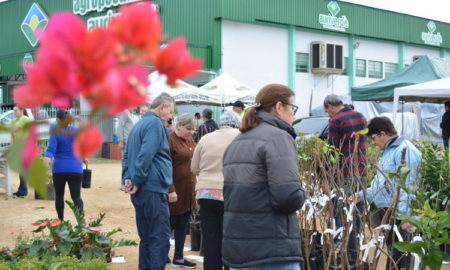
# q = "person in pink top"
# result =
<box><xmin>191</xmin><ymin>110</ymin><xmax>240</xmax><ymax>270</ymax></box>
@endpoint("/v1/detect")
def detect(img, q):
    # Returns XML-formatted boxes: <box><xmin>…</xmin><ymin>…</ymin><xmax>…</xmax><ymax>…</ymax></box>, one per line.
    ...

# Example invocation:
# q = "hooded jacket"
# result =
<box><xmin>222</xmin><ymin>110</ymin><xmax>306</xmax><ymax>268</ymax></box>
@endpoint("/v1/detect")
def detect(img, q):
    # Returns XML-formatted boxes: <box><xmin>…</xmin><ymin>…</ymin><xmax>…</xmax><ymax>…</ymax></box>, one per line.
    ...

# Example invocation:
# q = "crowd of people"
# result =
<box><xmin>10</xmin><ymin>83</ymin><xmax>450</xmax><ymax>270</ymax></box>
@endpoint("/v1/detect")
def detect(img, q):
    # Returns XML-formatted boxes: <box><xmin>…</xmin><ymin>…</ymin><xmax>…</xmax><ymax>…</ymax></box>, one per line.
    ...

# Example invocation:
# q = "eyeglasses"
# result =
<box><xmin>284</xmin><ymin>103</ymin><xmax>299</xmax><ymax>114</ymax></box>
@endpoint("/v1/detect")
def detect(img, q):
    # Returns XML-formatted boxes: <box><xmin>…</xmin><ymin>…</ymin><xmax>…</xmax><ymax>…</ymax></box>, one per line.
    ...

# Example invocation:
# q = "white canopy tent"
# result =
<box><xmin>200</xmin><ymin>73</ymin><xmax>258</xmax><ymax>105</ymax></box>
<box><xmin>147</xmin><ymin>72</ymin><xmax>221</xmax><ymax>105</ymax></box>
<box><xmin>393</xmin><ymin>77</ymin><xmax>450</xmax><ymax>120</ymax></box>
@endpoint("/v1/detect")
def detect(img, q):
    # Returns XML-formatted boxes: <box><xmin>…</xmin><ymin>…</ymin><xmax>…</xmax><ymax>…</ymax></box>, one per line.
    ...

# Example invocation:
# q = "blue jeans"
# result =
<box><xmin>230</xmin><ymin>262</ymin><xmax>300</xmax><ymax>270</ymax></box>
<box><xmin>16</xmin><ymin>175</ymin><xmax>28</xmax><ymax>196</ymax></box>
<box><xmin>444</xmin><ymin>138</ymin><xmax>449</xmax><ymax>149</ymax></box>
<box><xmin>131</xmin><ymin>190</ymin><xmax>170</xmax><ymax>270</ymax></box>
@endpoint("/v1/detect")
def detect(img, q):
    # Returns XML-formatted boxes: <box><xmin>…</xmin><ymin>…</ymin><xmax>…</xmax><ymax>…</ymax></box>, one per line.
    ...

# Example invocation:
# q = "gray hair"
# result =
<box><xmin>176</xmin><ymin>114</ymin><xmax>196</xmax><ymax>129</ymax></box>
<box><xmin>323</xmin><ymin>94</ymin><xmax>343</xmax><ymax>107</ymax></box>
<box><xmin>219</xmin><ymin>110</ymin><xmax>240</xmax><ymax>128</ymax></box>
<box><xmin>150</xmin><ymin>92</ymin><xmax>175</xmax><ymax>109</ymax></box>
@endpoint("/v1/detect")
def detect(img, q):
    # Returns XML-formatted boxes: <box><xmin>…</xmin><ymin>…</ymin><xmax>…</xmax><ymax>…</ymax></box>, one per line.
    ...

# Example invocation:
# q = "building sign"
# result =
<box><xmin>21</xmin><ymin>3</ymin><xmax>49</xmax><ymax>47</ymax></box>
<box><xmin>23</xmin><ymin>53</ymin><xmax>34</xmax><ymax>65</ymax></box>
<box><xmin>73</xmin><ymin>0</ymin><xmax>142</xmax><ymax>15</ymax></box>
<box><xmin>73</xmin><ymin>0</ymin><xmax>157</xmax><ymax>30</ymax></box>
<box><xmin>421</xmin><ymin>21</ymin><xmax>443</xmax><ymax>46</ymax></box>
<box><xmin>319</xmin><ymin>1</ymin><xmax>349</xmax><ymax>32</ymax></box>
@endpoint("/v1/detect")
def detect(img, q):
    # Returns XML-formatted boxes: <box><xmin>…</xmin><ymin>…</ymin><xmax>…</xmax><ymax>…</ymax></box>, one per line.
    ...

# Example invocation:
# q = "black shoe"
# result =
<box><xmin>172</xmin><ymin>259</ymin><xmax>196</xmax><ymax>268</ymax></box>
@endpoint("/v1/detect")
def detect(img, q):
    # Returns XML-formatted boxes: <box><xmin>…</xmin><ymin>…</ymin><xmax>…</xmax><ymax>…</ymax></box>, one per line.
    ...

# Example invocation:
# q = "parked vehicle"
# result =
<box><xmin>293</xmin><ymin>116</ymin><xmax>329</xmax><ymax>140</ymax></box>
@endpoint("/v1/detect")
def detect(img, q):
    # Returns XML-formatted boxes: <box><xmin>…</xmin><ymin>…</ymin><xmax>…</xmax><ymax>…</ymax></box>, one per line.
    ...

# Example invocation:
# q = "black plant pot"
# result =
<box><xmin>34</xmin><ymin>185</ymin><xmax>56</xmax><ymax>200</ymax></box>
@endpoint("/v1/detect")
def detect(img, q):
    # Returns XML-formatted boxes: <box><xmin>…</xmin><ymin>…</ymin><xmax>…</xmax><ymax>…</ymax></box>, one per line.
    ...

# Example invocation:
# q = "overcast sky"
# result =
<box><xmin>342</xmin><ymin>0</ymin><xmax>450</xmax><ymax>24</ymax></box>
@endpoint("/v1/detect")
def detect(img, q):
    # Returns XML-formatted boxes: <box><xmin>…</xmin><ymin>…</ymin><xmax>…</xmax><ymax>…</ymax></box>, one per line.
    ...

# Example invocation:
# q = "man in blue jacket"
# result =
<box><xmin>122</xmin><ymin>92</ymin><xmax>175</xmax><ymax>270</ymax></box>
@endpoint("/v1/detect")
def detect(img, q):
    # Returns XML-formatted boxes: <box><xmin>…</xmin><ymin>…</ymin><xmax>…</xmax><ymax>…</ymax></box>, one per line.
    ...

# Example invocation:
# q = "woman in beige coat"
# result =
<box><xmin>191</xmin><ymin>110</ymin><xmax>240</xmax><ymax>270</ymax></box>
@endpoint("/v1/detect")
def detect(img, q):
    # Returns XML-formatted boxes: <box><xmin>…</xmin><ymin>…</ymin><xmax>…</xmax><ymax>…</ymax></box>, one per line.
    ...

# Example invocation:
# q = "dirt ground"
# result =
<box><xmin>0</xmin><ymin>159</ymin><xmax>202</xmax><ymax>270</ymax></box>
<box><xmin>1</xmin><ymin>159</ymin><xmax>450</xmax><ymax>270</ymax></box>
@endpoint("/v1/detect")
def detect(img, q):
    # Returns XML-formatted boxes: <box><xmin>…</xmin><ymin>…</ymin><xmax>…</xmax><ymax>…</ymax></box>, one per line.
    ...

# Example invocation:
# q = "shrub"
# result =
<box><xmin>0</xmin><ymin>255</ymin><xmax>109</xmax><ymax>270</ymax></box>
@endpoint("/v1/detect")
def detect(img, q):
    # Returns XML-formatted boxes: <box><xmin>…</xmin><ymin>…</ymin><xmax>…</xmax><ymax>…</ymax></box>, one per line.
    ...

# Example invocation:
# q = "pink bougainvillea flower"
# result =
<box><xmin>88</xmin><ymin>215</ymin><xmax>98</xmax><ymax>220</ymax></box>
<box><xmin>154</xmin><ymin>37</ymin><xmax>203</xmax><ymax>86</ymax></box>
<box><xmin>22</xmin><ymin>125</ymin><xmax>40</xmax><ymax>169</ymax></box>
<box><xmin>109</xmin><ymin>2</ymin><xmax>161</xmax><ymax>61</ymax></box>
<box><xmin>73</xmin><ymin>125</ymin><xmax>104</xmax><ymax>159</ymax></box>
<box><xmin>50</xmin><ymin>220</ymin><xmax>61</xmax><ymax>227</ymax></box>
<box><xmin>77</xmin><ymin>28</ymin><xmax>118</xmax><ymax>89</ymax></box>
<box><xmin>86</xmin><ymin>65</ymin><xmax>148</xmax><ymax>115</ymax></box>
<box><xmin>88</xmin><ymin>226</ymin><xmax>102</xmax><ymax>234</ymax></box>
<box><xmin>36</xmin><ymin>12</ymin><xmax>87</xmax><ymax>64</ymax></box>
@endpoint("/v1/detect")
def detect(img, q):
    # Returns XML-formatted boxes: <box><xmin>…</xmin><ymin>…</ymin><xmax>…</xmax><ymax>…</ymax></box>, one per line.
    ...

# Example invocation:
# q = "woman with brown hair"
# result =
<box><xmin>222</xmin><ymin>84</ymin><xmax>306</xmax><ymax>270</ymax></box>
<box><xmin>168</xmin><ymin>114</ymin><xmax>197</xmax><ymax>268</ymax></box>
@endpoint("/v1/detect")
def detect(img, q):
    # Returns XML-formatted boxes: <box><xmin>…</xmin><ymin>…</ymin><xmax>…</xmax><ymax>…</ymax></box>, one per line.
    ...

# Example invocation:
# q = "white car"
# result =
<box><xmin>0</xmin><ymin>110</ymin><xmax>56</xmax><ymax>149</ymax></box>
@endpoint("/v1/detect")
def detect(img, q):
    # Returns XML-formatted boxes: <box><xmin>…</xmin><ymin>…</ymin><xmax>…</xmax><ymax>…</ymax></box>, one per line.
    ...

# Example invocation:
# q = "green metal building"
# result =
<box><xmin>1</xmin><ymin>0</ymin><xmax>449</xmax><ymax>114</ymax></box>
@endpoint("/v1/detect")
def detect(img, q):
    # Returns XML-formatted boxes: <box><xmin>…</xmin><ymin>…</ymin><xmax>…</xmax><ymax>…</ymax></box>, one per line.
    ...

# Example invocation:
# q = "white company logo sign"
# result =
<box><xmin>421</xmin><ymin>21</ymin><xmax>442</xmax><ymax>46</ymax></box>
<box><xmin>319</xmin><ymin>1</ymin><xmax>349</xmax><ymax>32</ymax></box>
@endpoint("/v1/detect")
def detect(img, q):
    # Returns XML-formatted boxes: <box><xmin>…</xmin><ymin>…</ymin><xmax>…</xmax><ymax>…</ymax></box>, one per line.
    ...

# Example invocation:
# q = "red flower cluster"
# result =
<box><xmin>13</xmin><ymin>1</ymin><xmax>202</xmax><ymax>159</ymax></box>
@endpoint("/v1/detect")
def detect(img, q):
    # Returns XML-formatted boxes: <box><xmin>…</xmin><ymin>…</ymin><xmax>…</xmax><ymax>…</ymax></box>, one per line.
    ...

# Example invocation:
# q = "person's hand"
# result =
<box><xmin>321</xmin><ymin>181</ymin><xmax>331</xmax><ymax>195</ymax></box>
<box><xmin>43</xmin><ymin>157</ymin><xmax>51</xmax><ymax>166</ymax></box>
<box><xmin>124</xmin><ymin>179</ymin><xmax>139</xmax><ymax>194</ymax></box>
<box><xmin>401</xmin><ymin>222</ymin><xmax>414</xmax><ymax>233</ymax></box>
<box><xmin>83</xmin><ymin>158</ymin><xmax>88</xmax><ymax>165</ymax></box>
<box><xmin>168</xmin><ymin>192</ymin><xmax>178</xmax><ymax>203</ymax></box>
<box><xmin>118</xmin><ymin>141</ymin><xmax>124</xmax><ymax>150</ymax></box>
<box><xmin>347</xmin><ymin>193</ymin><xmax>360</xmax><ymax>204</ymax></box>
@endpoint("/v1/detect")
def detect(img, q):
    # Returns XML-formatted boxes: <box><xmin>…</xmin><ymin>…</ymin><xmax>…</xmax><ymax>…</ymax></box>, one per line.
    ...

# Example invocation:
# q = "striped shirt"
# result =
<box><xmin>328</xmin><ymin>107</ymin><xmax>367</xmax><ymax>178</ymax></box>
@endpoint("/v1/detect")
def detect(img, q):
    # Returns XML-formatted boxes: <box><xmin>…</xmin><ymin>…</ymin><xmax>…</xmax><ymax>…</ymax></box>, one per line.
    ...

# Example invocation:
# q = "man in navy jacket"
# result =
<box><xmin>122</xmin><ymin>92</ymin><xmax>175</xmax><ymax>270</ymax></box>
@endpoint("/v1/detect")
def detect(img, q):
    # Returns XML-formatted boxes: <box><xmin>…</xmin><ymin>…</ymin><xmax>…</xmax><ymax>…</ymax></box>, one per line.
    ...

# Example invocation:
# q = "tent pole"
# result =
<box><xmin>401</xmin><ymin>101</ymin><xmax>404</xmax><ymax>136</ymax></box>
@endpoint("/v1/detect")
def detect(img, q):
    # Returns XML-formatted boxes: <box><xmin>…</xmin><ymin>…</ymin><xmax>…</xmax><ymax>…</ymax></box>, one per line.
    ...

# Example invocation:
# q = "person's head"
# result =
<box><xmin>367</xmin><ymin>116</ymin><xmax>397</xmax><ymax>150</ymax></box>
<box><xmin>150</xmin><ymin>93</ymin><xmax>175</xmax><ymax>121</ymax></box>
<box><xmin>202</xmin><ymin>108</ymin><xmax>213</xmax><ymax>121</ymax></box>
<box><xmin>194</xmin><ymin>112</ymin><xmax>201</xmax><ymax>120</ymax></box>
<box><xmin>323</xmin><ymin>95</ymin><xmax>344</xmax><ymax>117</ymax></box>
<box><xmin>232</xmin><ymin>101</ymin><xmax>245</xmax><ymax>114</ymax></box>
<box><xmin>56</xmin><ymin>109</ymin><xmax>71</xmax><ymax>127</ymax></box>
<box><xmin>219</xmin><ymin>110</ymin><xmax>241</xmax><ymax>128</ymax></box>
<box><xmin>140</xmin><ymin>104</ymin><xmax>149</xmax><ymax>116</ymax></box>
<box><xmin>175</xmin><ymin>114</ymin><xmax>196</xmax><ymax>140</ymax></box>
<box><xmin>13</xmin><ymin>106</ymin><xmax>27</xmax><ymax>118</ymax></box>
<box><xmin>240</xmin><ymin>84</ymin><xmax>296</xmax><ymax>133</ymax></box>
<box><xmin>445</xmin><ymin>101</ymin><xmax>450</xmax><ymax>111</ymax></box>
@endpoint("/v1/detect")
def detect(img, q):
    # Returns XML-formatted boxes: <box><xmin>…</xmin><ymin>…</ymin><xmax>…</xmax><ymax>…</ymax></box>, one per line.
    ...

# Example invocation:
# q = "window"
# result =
<box><xmin>384</xmin><ymin>62</ymin><xmax>398</xmax><ymax>78</ymax></box>
<box><xmin>368</xmin><ymin>60</ymin><xmax>383</xmax><ymax>79</ymax></box>
<box><xmin>341</xmin><ymin>57</ymin><xmax>349</xmax><ymax>75</ymax></box>
<box><xmin>356</xmin><ymin>59</ymin><xmax>366</xmax><ymax>77</ymax></box>
<box><xmin>296</xmin><ymin>53</ymin><xmax>309</xmax><ymax>73</ymax></box>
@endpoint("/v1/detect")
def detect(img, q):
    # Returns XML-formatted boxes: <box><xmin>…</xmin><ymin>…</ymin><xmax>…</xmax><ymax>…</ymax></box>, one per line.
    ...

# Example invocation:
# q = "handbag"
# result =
<box><xmin>82</xmin><ymin>164</ymin><xmax>92</xmax><ymax>189</ymax></box>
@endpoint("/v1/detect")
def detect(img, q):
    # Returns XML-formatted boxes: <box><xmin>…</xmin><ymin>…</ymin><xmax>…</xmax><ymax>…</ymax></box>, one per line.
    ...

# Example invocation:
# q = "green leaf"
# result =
<box><xmin>56</xmin><ymin>241</ymin><xmax>72</xmax><ymax>255</ymax></box>
<box><xmin>92</xmin><ymin>246</ymin><xmax>106</xmax><ymax>258</ymax></box>
<box><xmin>394</xmin><ymin>241</ymin><xmax>426</xmax><ymax>253</ymax></box>
<box><xmin>80</xmin><ymin>247</ymin><xmax>94</xmax><ymax>260</ymax></box>
<box><xmin>6</xmin><ymin>138</ymin><xmax>27</xmax><ymax>174</ymax></box>
<box><xmin>27</xmin><ymin>158</ymin><xmax>50</xmax><ymax>199</ymax></box>
<box><xmin>95</xmin><ymin>234</ymin><xmax>111</xmax><ymax>245</ymax></box>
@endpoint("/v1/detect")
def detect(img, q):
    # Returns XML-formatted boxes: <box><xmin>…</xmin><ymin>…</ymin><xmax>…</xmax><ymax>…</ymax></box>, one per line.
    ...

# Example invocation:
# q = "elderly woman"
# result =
<box><xmin>222</xmin><ymin>84</ymin><xmax>306</xmax><ymax>270</ymax></box>
<box><xmin>168</xmin><ymin>114</ymin><xmax>197</xmax><ymax>268</ymax></box>
<box><xmin>191</xmin><ymin>110</ymin><xmax>241</xmax><ymax>270</ymax></box>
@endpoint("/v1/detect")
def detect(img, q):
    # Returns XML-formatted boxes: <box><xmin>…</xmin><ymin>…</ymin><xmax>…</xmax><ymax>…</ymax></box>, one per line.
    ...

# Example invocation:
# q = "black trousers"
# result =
<box><xmin>199</xmin><ymin>199</ymin><xmax>225</xmax><ymax>270</ymax></box>
<box><xmin>53</xmin><ymin>173</ymin><xmax>83</xmax><ymax>220</ymax></box>
<box><xmin>170</xmin><ymin>211</ymin><xmax>191</xmax><ymax>260</ymax></box>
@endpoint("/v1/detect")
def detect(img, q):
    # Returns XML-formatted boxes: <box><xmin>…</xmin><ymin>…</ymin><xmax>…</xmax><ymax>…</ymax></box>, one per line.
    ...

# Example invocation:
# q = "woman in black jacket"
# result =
<box><xmin>222</xmin><ymin>84</ymin><xmax>306</xmax><ymax>270</ymax></box>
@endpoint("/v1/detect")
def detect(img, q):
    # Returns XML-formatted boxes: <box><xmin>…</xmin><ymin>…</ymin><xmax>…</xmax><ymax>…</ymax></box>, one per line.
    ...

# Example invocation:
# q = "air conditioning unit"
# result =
<box><xmin>412</xmin><ymin>55</ymin><xmax>425</xmax><ymax>61</ymax></box>
<box><xmin>311</xmin><ymin>41</ymin><xmax>344</xmax><ymax>74</ymax></box>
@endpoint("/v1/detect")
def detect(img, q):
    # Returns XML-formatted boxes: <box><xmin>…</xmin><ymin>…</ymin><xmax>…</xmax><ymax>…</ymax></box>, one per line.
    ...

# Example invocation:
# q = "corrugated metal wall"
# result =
<box><xmin>154</xmin><ymin>0</ymin><xmax>222</xmax><ymax>70</ymax></box>
<box><xmin>0</xmin><ymin>0</ymin><xmax>72</xmax><ymax>75</ymax></box>
<box><xmin>220</xmin><ymin>0</ymin><xmax>450</xmax><ymax>49</ymax></box>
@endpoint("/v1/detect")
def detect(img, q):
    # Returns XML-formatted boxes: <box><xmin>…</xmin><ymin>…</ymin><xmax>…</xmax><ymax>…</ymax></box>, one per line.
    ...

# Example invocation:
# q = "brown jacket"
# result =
<box><xmin>168</xmin><ymin>132</ymin><xmax>196</xmax><ymax>216</ymax></box>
